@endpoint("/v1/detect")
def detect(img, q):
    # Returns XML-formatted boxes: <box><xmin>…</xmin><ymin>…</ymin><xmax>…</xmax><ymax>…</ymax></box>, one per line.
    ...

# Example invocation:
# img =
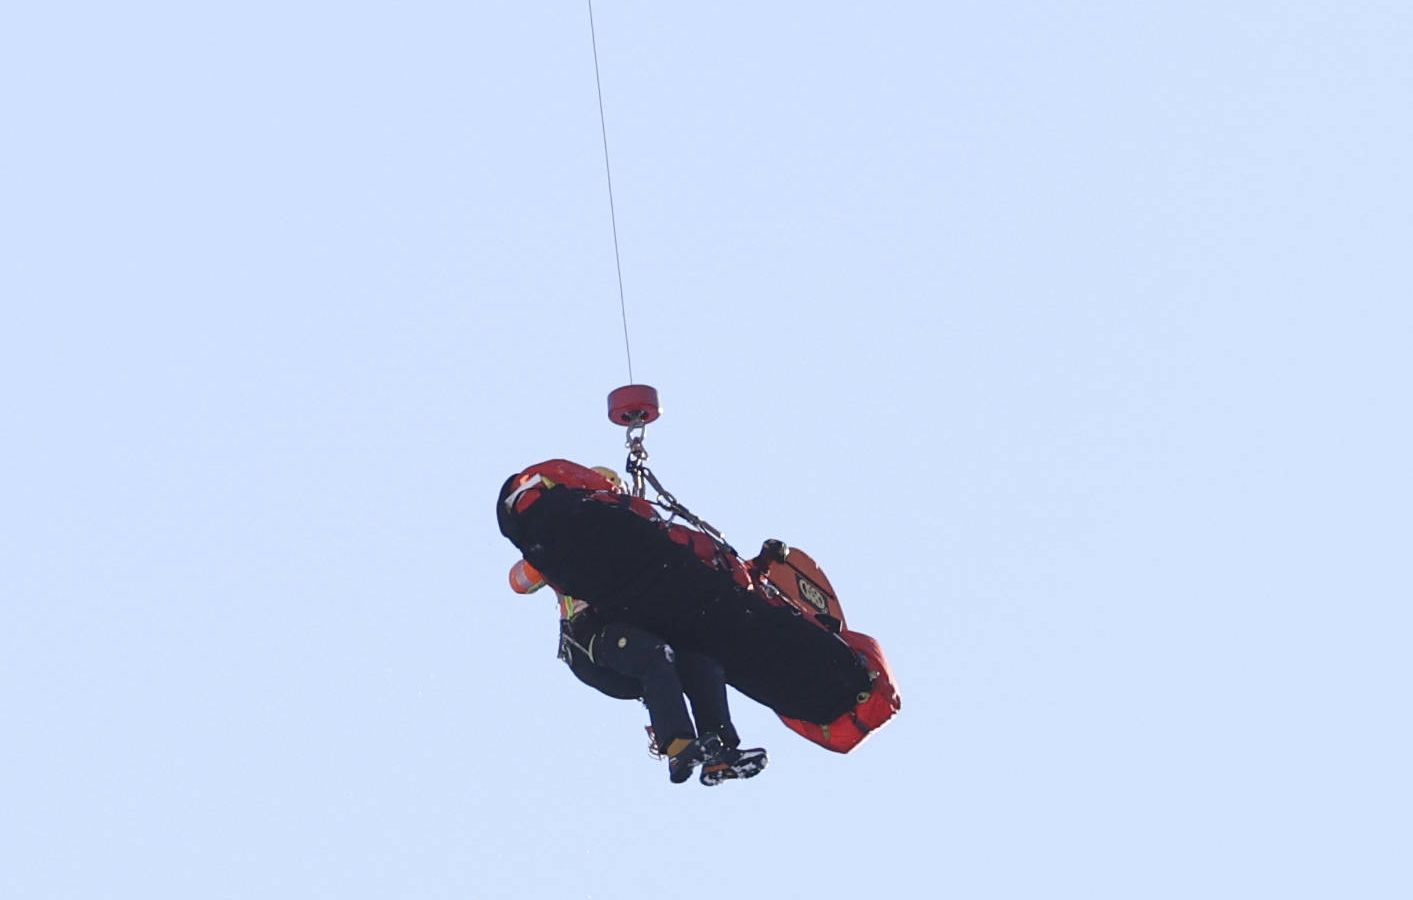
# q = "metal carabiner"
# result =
<box><xmin>624</xmin><ymin>425</ymin><xmax>650</xmax><ymax>497</ymax></box>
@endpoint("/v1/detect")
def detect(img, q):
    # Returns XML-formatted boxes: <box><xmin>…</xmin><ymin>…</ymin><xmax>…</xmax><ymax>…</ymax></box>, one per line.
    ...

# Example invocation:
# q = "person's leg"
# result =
<box><xmin>674</xmin><ymin>649</ymin><xmax>739</xmax><ymax>748</ymax></box>
<box><xmin>563</xmin><ymin>643</ymin><xmax>644</xmax><ymax>700</ymax></box>
<box><xmin>589</xmin><ymin>622</ymin><xmax>695</xmax><ymax>754</ymax></box>
<box><xmin>675</xmin><ymin>649</ymin><xmax>768</xmax><ymax>785</ymax></box>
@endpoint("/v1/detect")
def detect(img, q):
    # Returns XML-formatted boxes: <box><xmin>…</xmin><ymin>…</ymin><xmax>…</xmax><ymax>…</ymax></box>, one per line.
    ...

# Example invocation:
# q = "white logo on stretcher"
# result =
<box><xmin>797</xmin><ymin>577</ymin><xmax>830</xmax><ymax>613</ymax></box>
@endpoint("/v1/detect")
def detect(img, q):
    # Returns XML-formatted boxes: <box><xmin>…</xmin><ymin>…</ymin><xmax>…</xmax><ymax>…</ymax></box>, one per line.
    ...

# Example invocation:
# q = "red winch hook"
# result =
<box><xmin>607</xmin><ymin>384</ymin><xmax>660</xmax><ymax>427</ymax></box>
<box><xmin>607</xmin><ymin>384</ymin><xmax>660</xmax><ymax>498</ymax></box>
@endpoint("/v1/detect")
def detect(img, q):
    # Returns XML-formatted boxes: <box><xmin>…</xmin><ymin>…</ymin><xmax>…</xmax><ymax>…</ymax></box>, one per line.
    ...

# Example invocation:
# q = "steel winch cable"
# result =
<box><xmin>586</xmin><ymin>0</ymin><xmax>634</xmax><ymax>383</ymax></box>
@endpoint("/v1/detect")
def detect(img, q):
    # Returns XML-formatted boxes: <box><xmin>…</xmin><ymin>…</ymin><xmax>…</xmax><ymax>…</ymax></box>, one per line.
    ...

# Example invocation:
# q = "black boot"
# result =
<box><xmin>696</xmin><ymin>733</ymin><xmax>768</xmax><ymax>786</ymax></box>
<box><xmin>664</xmin><ymin>736</ymin><xmax>703</xmax><ymax>784</ymax></box>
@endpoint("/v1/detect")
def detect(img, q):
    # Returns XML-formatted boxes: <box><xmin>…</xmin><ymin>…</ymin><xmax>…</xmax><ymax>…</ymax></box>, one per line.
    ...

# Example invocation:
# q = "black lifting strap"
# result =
<box><xmin>625</xmin><ymin>454</ymin><xmax>739</xmax><ymax>561</ymax></box>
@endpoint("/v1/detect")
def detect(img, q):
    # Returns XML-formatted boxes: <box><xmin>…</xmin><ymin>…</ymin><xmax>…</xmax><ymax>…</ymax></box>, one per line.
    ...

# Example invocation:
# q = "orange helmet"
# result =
<box><xmin>508</xmin><ymin>559</ymin><xmax>545</xmax><ymax>594</ymax></box>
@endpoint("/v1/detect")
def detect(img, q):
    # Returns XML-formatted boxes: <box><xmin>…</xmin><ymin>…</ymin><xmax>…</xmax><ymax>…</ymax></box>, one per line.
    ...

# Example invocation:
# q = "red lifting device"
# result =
<box><xmin>607</xmin><ymin>384</ymin><xmax>660</xmax><ymax>426</ymax></box>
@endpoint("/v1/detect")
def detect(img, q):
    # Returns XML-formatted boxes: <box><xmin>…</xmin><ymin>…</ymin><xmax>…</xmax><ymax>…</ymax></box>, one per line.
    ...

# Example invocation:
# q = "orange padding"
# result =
<box><xmin>778</xmin><ymin>630</ymin><xmax>901</xmax><ymax>753</ymax></box>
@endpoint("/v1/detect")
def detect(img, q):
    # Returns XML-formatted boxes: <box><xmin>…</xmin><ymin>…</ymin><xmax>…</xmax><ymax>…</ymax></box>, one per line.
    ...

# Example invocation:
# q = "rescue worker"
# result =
<box><xmin>500</xmin><ymin>462</ymin><xmax>767</xmax><ymax>786</ymax></box>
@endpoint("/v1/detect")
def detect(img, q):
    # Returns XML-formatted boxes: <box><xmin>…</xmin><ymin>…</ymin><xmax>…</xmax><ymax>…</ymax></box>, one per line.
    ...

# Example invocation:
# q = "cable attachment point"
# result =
<box><xmin>609</xmin><ymin>384</ymin><xmax>661</xmax><ymax>498</ymax></box>
<box><xmin>607</xmin><ymin>384</ymin><xmax>660</xmax><ymax>426</ymax></box>
<box><xmin>625</xmin><ymin>425</ymin><xmax>650</xmax><ymax>497</ymax></box>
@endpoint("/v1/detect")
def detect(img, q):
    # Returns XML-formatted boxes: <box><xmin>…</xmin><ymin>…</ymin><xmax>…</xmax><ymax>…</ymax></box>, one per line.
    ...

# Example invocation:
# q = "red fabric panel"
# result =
<box><xmin>521</xmin><ymin>459</ymin><xmax>618</xmax><ymax>493</ymax></box>
<box><xmin>777</xmin><ymin>629</ymin><xmax>901</xmax><ymax>753</ymax></box>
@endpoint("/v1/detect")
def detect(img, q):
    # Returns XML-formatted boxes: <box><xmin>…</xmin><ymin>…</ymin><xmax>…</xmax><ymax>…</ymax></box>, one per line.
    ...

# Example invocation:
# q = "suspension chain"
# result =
<box><xmin>623</xmin><ymin>429</ymin><xmax>736</xmax><ymax>557</ymax></box>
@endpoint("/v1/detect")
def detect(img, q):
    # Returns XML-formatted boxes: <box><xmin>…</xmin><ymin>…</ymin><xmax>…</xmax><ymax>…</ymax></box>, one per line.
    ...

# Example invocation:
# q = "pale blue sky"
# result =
<box><xmin>3</xmin><ymin>2</ymin><xmax>1409</xmax><ymax>898</ymax></box>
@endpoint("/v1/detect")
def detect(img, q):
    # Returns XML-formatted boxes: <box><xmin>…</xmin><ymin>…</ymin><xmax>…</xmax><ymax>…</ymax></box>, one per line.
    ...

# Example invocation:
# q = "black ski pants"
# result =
<box><xmin>563</xmin><ymin>619</ymin><xmax>739</xmax><ymax>753</ymax></box>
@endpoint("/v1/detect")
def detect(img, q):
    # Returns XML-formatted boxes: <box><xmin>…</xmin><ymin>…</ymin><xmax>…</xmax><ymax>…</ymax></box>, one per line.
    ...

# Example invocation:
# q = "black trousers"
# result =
<box><xmin>563</xmin><ymin>617</ymin><xmax>740</xmax><ymax>752</ymax></box>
